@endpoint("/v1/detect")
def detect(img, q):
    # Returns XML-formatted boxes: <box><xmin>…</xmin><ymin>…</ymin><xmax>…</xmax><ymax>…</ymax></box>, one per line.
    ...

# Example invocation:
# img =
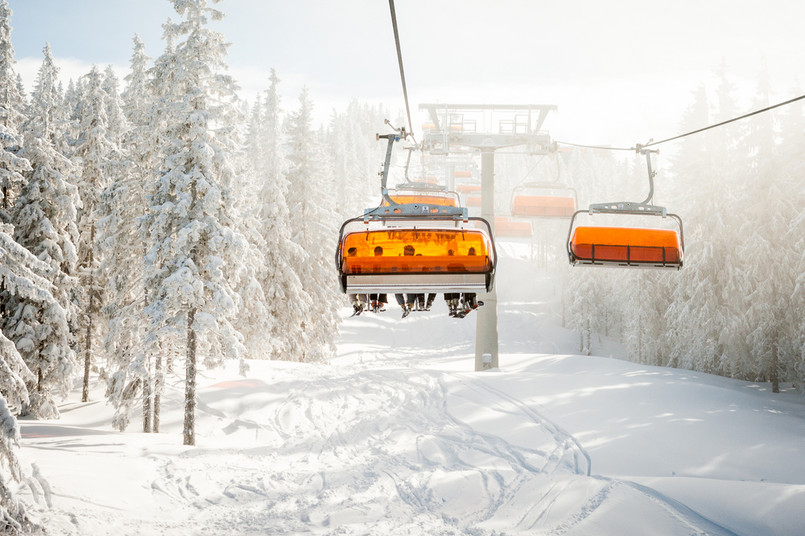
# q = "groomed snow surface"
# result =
<box><xmin>17</xmin><ymin>242</ymin><xmax>805</xmax><ymax>535</ymax></box>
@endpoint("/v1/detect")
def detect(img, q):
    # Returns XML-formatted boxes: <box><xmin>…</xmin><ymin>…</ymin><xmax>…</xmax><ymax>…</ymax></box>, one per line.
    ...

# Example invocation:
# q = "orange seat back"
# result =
<box><xmin>341</xmin><ymin>229</ymin><xmax>492</xmax><ymax>274</ymax></box>
<box><xmin>570</xmin><ymin>226</ymin><xmax>682</xmax><ymax>264</ymax></box>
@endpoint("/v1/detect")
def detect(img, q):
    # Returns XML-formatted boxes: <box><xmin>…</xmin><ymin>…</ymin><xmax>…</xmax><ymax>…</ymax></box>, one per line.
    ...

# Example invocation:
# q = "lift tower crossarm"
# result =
<box><xmin>418</xmin><ymin>104</ymin><xmax>558</xmax><ymax>156</ymax></box>
<box><xmin>419</xmin><ymin>103</ymin><xmax>558</xmax><ymax>132</ymax></box>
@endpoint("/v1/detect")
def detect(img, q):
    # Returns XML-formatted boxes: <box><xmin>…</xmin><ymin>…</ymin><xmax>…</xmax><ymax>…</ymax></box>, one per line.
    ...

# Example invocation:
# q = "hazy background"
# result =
<box><xmin>9</xmin><ymin>0</ymin><xmax>805</xmax><ymax>149</ymax></box>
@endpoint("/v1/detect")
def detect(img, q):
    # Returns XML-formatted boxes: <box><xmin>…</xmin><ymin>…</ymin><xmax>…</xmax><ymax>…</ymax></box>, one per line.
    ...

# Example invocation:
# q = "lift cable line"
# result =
<box><xmin>554</xmin><ymin>141</ymin><xmax>635</xmax><ymax>152</ymax></box>
<box><xmin>556</xmin><ymin>92</ymin><xmax>805</xmax><ymax>153</ymax></box>
<box><xmin>388</xmin><ymin>0</ymin><xmax>416</xmax><ymax>146</ymax></box>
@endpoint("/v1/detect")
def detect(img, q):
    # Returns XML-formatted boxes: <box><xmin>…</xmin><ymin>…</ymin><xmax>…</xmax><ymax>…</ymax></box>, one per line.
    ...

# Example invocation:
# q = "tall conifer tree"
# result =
<box><xmin>5</xmin><ymin>45</ymin><xmax>78</xmax><ymax>418</ymax></box>
<box><xmin>285</xmin><ymin>87</ymin><xmax>340</xmax><ymax>362</ymax></box>
<box><xmin>0</xmin><ymin>0</ymin><xmax>29</xmax><ymax>225</ymax></box>
<box><xmin>143</xmin><ymin>0</ymin><xmax>246</xmax><ymax>445</ymax></box>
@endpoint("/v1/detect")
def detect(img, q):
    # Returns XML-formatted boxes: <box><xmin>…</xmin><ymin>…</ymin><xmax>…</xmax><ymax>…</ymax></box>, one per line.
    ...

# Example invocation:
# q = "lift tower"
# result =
<box><xmin>419</xmin><ymin>103</ymin><xmax>557</xmax><ymax>371</ymax></box>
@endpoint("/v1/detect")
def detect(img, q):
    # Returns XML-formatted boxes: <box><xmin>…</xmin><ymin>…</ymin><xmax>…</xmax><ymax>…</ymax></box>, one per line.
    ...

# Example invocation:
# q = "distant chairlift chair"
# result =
<box><xmin>566</xmin><ymin>147</ymin><xmax>684</xmax><ymax>270</ymax></box>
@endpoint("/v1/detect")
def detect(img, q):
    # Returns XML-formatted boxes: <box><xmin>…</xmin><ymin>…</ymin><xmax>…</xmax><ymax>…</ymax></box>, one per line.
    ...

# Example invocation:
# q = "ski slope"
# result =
<box><xmin>17</xmin><ymin>241</ymin><xmax>805</xmax><ymax>535</ymax></box>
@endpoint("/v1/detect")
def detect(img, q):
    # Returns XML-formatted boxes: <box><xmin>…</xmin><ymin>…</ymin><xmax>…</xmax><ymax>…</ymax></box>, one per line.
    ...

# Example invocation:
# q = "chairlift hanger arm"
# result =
<box><xmin>586</xmin><ymin>144</ymin><xmax>661</xmax><ymax>209</ymax></box>
<box><xmin>376</xmin><ymin>124</ymin><xmax>405</xmax><ymax>207</ymax></box>
<box><xmin>635</xmin><ymin>144</ymin><xmax>659</xmax><ymax>205</ymax></box>
<box><xmin>368</xmin><ymin>123</ymin><xmax>469</xmax><ymax>221</ymax></box>
<box><xmin>403</xmin><ymin>146</ymin><xmax>413</xmax><ymax>182</ymax></box>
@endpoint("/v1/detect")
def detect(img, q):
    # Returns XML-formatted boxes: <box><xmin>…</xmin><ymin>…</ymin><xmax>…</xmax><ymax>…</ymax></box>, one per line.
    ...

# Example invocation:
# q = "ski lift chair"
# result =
<box><xmin>511</xmin><ymin>183</ymin><xmax>577</xmax><ymax>218</ymax></box>
<box><xmin>566</xmin><ymin>147</ymin><xmax>684</xmax><ymax>270</ymax></box>
<box><xmin>336</xmin><ymin>129</ymin><xmax>497</xmax><ymax>294</ymax></box>
<box><xmin>337</xmin><ymin>217</ymin><xmax>496</xmax><ymax>294</ymax></box>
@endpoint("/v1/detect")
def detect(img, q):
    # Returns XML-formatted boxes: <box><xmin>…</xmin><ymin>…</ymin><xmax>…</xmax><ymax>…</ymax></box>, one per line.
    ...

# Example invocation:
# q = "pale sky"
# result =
<box><xmin>7</xmin><ymin>0</ymin><xmax>805</xmax><ymax>149</ymax></box>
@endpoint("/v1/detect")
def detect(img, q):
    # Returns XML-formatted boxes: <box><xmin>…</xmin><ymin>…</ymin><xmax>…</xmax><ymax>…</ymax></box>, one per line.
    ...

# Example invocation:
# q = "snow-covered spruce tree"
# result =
<box><xmin>327</xmin><ymin>99</ymin><xmax>388</xmax><ymax>222</ymax></box>
<box><xmin>204</xmin><ymin>73</ymin><xmax>271</xmax><ymax>366</ymax></box>
<box><xmin>664</xmin><ymin>80</ymin><xmax>738</xmax><ymax>375</ymax></box>
<box><xmin>0</xmin><ymin>227</ymin><xmax>60</xmax><ymax>410</ymax></box>
<box><xmin>0</xmin><ymin>222</ymin><xmax>65</xmax><ymax>533</ymax></box>
<box><xmin>284</xmin><ymin>87</ymin><xmax>340</xmax><ymax>362</ymax></box>
<box><xmin>701</xmin><ymin>62</ymin><xmax>751</xmax><ymax>375</ymax></box>
<box><xmin>0</xmin><ymin>0</ymin><xmax>29</xmax><ymax>225</ymax></box>
<box><xmin>250</xmin><ymin>70</ymin><xmax>308</xmax><ymax>362</ymax></box>
<box><xmin>3</xmin><ymin>45</ymin><xmax>79</xmax><ymax>419</ymax></box>
<box><xmin>143</xmin><ymin>0</ymin><xmax>247</xmax><ymax>445</ymax></box>
<box><xmin>1</xmin><ymin>394</ymin><xmax>31</xmax><ymax>535</ymax></box>
<box><xmin>71</xmin><ymin>66</ymin><xmax>124</xmax><ymax>402</ymax></box>
<box><xmin>100</xmin><ymin>34</ymin><xmax>155</xmax><ymax>432</ymax></box>
<box><xmin>736</xmin><ymin>71</ymin><xmax>801</xmax><ymax>392</ymax></box>
<box><xmin>101</xmin><ymin>66</ymin><xmax>127</xmax><ymax>146</ymax></box>
<box><xmin>230</xmin><ymin>94</ymin><xmax>276</xmax><ymax>361</ymax></box>
<box><xmin>61</xmin><ymin>78</ymin><xmax>83</xmax><ymax>147</ymax></box>
<box><xmin>662</xmin><ymin>65</ymin><xmax>793</xmax><ymax>380</ymax></box>
<box><xmin>780</xmin><ymin>83</ymin><xmax>805</xmax><ymax>392</ymax></box>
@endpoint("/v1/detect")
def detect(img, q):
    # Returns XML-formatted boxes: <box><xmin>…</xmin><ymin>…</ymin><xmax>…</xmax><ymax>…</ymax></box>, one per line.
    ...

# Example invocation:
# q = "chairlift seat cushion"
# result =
<box><xmin>570</xmin><ymin>226</ymin><xmax>682</xmax><ymax>265</ymax></box>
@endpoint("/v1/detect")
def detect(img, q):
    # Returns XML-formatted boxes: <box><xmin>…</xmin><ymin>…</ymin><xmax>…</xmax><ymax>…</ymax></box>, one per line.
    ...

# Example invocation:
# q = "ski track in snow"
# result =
<box><xmin>22</xmin><ymin>244</ymin><xmax>757</xmax><ymax>535</ymax></box>
<box><xmin>106</xmin><ymin>361</ymin><xmax>738</xmax><ymax>536</ymax></box>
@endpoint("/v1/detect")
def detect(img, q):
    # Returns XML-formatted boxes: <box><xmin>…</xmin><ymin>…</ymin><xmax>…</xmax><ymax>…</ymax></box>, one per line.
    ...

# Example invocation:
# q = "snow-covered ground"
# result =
<box><xmin>16</xmin><ymin>241</ymin><xmax>805</xmax><ymax>535</ymax></box>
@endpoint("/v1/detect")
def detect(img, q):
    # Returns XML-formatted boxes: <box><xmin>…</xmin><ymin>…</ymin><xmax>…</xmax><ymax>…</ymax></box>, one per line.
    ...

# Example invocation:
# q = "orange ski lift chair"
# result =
<box><xmin>336</xmin><ymin>217</ymin><xmax>496</xmax><ymax>294</ymax></box>
<box><xmin>494</xmin><ymin>216</ymin><xmax>533</xmax><ymax>238</ymax></box>
<box><xmin>566</xmin><ymin>147</ymin><xmax>684</xmax><ymax>270</ymax></box>
<box><xmin>511</xmin><ymin>182</ymin><xmax>577</xmax><ymax>218</ymax></box>
<box><xmin>336</xmin><ymin>130</ymin><xmax>497</xmax><ymax>293</ymax></box>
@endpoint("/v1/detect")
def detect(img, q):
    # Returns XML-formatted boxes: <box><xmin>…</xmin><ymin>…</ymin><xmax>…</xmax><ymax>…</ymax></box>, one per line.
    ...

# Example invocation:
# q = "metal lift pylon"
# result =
<box><xmin>418</xmin><ymin>103</ymin><xmax>557</xmax><ymax>371</ymax></box>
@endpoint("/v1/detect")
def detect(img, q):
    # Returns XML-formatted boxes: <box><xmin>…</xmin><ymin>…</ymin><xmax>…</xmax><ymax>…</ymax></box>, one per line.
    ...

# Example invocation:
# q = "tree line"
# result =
<box><xmin>563</xmin><ymin>62</ymin><xmax>805</xmax><ymax>394</ymax></box>
<box><xmin>0</xmin><ymin>0</ymin><xmax>388</xmax><ymax>529</ymax></box>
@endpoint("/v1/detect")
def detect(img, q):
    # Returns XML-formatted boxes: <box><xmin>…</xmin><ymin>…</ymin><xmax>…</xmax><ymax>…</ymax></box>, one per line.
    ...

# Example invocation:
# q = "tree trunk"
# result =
<box><xmin>143</xmin><ymin>365</ymin><xmax>153</xmax><ymax>434</ymax></box>
<box><xmin>142</xmin><ymin>351</ymin><xmax>153</xmax><ymax>433</ymax></box>
<box><xmin>1</xmin><ymin>189</ymin><xmax>7</xmax><ymax>319</ymax></box>
<box><xmin>81</xmin><ymin>237</ymin><xmax>95</xmax><ymax>403</ymax></box>
<box><xmin>183</xmin><ymin>309</ymin><xmax>197</xmax><ymax>446</ymax></box>
<box><xmin>638</xmin><ymin>318</ymin><xmax>643</xmax><ymax>363</ymax></box>
<box><xmin>584</xmin><ymin>318</ymin><xmax>591</xmax><ymax>356</ymax></box>
<box><xmin>81</xmin><ymin>298</ymin><xmax>93</xmax><ymax>402</ymax></box>
<box><xmin>154</xmin><ymin>353</ymin><xmax>163</xmax><ymax>433</ymax></box>
<box><xmin>771</xmin><ymin>335</ymin><xmax>780</xmax><ymax>394</ymax></box>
